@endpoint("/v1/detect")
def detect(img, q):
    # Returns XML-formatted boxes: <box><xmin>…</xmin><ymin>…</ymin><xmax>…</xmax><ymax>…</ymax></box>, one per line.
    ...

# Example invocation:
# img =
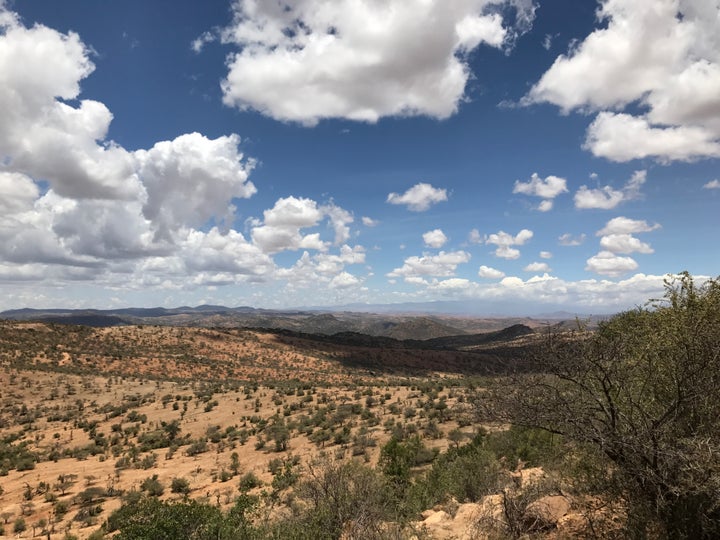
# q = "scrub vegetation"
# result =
<box><xmin>0</xmin><ymin>272</ymin><xmax>717</xmax><ymax>539</ymax></box>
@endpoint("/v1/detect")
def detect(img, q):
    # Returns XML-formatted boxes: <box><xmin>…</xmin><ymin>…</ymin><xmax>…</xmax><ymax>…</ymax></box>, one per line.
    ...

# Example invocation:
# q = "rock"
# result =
<box><xmin>478</xmin><ymin>494</ymin><xmax>504</xmax><ymax>524</ymax></box>
<box><xmin>424</xmin><ymin>510</ymin><xmax>451</xmax><ymax>525</ymax></box>
<box><xmin>519</xmin><ymin>467</ymin><xmax>545</xmax><ymax>487</ymax></box>
<box><xmin>523</xmin><ymin>495</ymin><xmax>571</xmax><ymax>531</ymax></box>
<box><xmin>454</xmin><ymin>502</ymin><xmax>481</xmax><ymax>524</ymax></box>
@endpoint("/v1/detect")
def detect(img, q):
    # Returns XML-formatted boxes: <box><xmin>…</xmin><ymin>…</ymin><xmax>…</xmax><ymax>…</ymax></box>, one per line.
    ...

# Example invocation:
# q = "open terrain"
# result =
<box><xmin>4</xmin><ymin>281</ymin><xmax>710</xmax><ymax>540</ymax></box>
<box><xmin>0</xmin><ymin>318</ymin><xmax>539</xmax><ymax>539</ymax></box>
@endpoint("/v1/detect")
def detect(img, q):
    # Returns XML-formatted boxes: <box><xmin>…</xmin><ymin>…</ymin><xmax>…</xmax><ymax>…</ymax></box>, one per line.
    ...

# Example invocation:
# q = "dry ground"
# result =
<box><xmin>0</xmin><ymin>321</ymin><xmax>490</xmax><ymax>538</ymax></box>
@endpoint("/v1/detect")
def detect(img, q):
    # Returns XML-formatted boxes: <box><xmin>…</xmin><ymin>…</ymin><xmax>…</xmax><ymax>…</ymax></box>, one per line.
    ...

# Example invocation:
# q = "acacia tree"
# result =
<box><xmin>487</xmin><ymin>273</ymin><xmax>720</xmax><ymax>538</ymax></box>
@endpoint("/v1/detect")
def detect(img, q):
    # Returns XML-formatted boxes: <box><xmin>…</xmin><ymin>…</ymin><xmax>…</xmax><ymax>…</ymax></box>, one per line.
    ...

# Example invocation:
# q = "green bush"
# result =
<box><xmin>140</xmin><ymin>475</ymin><xmax>164</xmax><ymax>497</ymax></box>
<box><xmin>493</xmin><ymin>272</ymin><xmax>720</xmax><ymax>538</ymax></box>
<box><xmin>107</xmin><ymin>495</ymin><xmax>259</xmax><ymax>539</ymax></box>
<box><xmin>485</xmin><ymin>425</ymin><xmax>561</xmax><ymax>468</ymax></box>
<box><xmin>13</xmin><ymin>517</ymin><xmax>26</xmax><ymax>533</ymax></box>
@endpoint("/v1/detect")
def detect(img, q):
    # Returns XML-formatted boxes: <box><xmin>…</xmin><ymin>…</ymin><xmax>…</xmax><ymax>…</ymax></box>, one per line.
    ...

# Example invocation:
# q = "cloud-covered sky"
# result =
<box><xmin>0</xmin><ymin>0</ymin><xmax>717</xmax><ymax>314</ymax></box>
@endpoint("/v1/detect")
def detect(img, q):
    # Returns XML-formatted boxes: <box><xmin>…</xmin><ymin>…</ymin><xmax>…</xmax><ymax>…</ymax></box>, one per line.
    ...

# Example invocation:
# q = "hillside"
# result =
<box><xmin>0</xmin><ymin>306</ymin><xmax>565</xmax><ymax>339</ymax></box>
<box><xmin>0</xmin><ymin>319</ymin><xmax>545</xmax><ymax>539</ymax></box>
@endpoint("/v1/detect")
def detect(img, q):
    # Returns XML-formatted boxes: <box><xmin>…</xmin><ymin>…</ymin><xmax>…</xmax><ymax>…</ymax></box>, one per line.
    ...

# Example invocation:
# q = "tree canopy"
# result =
<box><xmin>490</xmin><ymin>272</ymin><xmax>720</xmax><ymax>538</ymax></box>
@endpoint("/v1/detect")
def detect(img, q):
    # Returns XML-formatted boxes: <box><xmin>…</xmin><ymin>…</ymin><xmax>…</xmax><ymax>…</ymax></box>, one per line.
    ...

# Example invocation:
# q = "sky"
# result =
<box><xmin>0</xmin><ymin>0</ymin><xmax>718</xmax><ymax>315</ymax></box>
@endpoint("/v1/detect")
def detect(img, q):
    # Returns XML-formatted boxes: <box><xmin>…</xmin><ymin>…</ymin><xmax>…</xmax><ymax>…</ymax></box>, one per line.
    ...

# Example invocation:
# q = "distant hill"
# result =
<box><xmin>0</xmin><ymin>305</ymin><xmax>592</xmax><ymax>340</ymax></box>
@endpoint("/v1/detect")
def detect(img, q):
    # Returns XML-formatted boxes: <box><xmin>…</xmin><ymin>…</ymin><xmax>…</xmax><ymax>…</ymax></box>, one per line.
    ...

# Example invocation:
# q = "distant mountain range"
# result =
<box><xmin>0</xmin><ymin>304</ymin><xmax>605</xmax><ymax>340</ymax></box>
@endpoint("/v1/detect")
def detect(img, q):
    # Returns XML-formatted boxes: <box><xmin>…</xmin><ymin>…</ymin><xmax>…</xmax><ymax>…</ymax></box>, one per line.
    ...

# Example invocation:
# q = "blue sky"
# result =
<box><xmin>0</xmin><ymin>0</ymin><xmax>718</xmax><ymax>314</ymax></box>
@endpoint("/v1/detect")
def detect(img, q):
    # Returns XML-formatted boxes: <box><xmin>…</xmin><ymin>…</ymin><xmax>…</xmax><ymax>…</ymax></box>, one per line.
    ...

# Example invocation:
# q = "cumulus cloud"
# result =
<box><xmin>513</xmin><ymin>172</ymin><xmax>567</xmax><ymax>211</ymax></box>
<box><xmin>135</xmin><ymin>132</ymin><xmax>256</xmax><ymax>239</ymax></box>
<box><xmin>524</xmin><ymin>261</ymin><xmax>551</xmax><ymax>272</ymax></box>
<box><xmin>361</xmin><ymin>216</ymin><xmax>379</xmax><ymax>227</ymax></box>
<box><xmin>275</xmin><ymin>245</ymin><xmax>365</xmax><ymax>288</ymax></box>
<box><xmin>574</xmin><ymin>170</ymin><xmax>646</xmax><ymax>209</ymax></box>
<box><xmin>322</xmin><ymin>202</ymin><xmax>354</xmax><ymax>245</ymax></box>
<box><xmin>485</xmin><ymin>229</ymin><xmax>533</xmax><ymax>259</ymax></box>
<box><xmin>329</xmin><ymin>271</ymin><xmax>361</xmax><ymax>289</ymax></box>
<box><xmin>585</xmin><ymin>216</ymin><xmax>660</xmax><ymax>277</ymax></box>
<box><xmin>0</xmin><ymin>172</ymin><xmax>39</xmax><ymax>214</ymax></box>
<box><xmin>387</xmin><ymin>183</ymin><xmax>448</xmax><ymax>212</ymax></box>
<box><xmin>0</xmin><ymin>7</ymin><xmax>371</xmax><ymax>297</ymax></box>
<box><xmin>478</xmin><ymin>265</ymin><xmax>505</xmax><ymax>279</ymax></box>
<box><xmin>558</xmin><ymin>233</ymin><xmax>586</xmax><ymax>246</ymax></box>
<box><xmin>387</xmin><ymin>250</ymin><xmax>471</xmax><ymax>279</ymax></box>
<box><xmin>218</xmin><ymin>0</ymin><xmax>537</xmax><ymax>125</ymax></box>
<box><xmin>585</xmin><ymin>113</ymin><xmax>720</xmax><ymax>162</ymax></box>
<box><xmin>596</xmin><ymin>217</ymin><xmax>661</xmax><ymax>237</ymax></box>
<box><xmin>180</xmin><ymin>228</ymin><xmax>274</xmax><ymax>276</ymax></box>
<box><xmin>599</xmin><ymin>234</ymin><xmax>654</xmax><ymax>254</ymax></box>
<box><xmin>539</xmin><ymin>251</ymin><xmax>552</xmax><ymax>259</ymax></box>
<box><xmin>251</xmin><ymin>196</ymin><xmax>329</xmax><ymax>254</ymax></box>
<box><xmin>585</xmin><ymin>251</ymin><xmax>638</xmax><ymax>277</ymax></box>
<box><xmin>468</xmin><ymin>228</ymin><xmax>483</xmax><ymax>244</ymax></box>
<box><xmin>526</xmin><ymin>0</ymin><xmax>720</xmax><ymax>162</ymax></box>
<box><xmin>191</xmin><ymin>31</ymin><xmax>215</xmax><ymax>53</ymax></box>
<box><xmin>703</xmin><ymin>179</ymin><xmax>720</xmax><ymax>189</ymax></box>
<box><xmin>0</xmin><ymin>19</ymin><xmax>142</xmax><ymax>201</ymax></box>
<box><xmin>423</xmin><ymin>229</ymin><xmax>448</xmax><ymax>248</ymax></box>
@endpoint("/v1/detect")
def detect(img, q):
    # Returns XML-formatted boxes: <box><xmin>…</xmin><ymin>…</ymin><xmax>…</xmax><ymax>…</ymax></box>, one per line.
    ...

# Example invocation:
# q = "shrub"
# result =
<box><xmin>238</xmin><ymin>472</ymin><xmax>262</xmax><ymax>492</ymax></box>
<box><xmin>171</xmin><ymin>477</ymin><xmax>191</xmax><ymax>495</ymax></box>
<box><xmin>140</xmin><ymin>475</ymin><xmax>164</xmax><ymax>497</ymax></box>
<box><xmin>491</xmin><ymin>272</ymin><xmax>720</xmax><ymax>538</ymax></box>
<box><xmin>13</xmin><ymin>517</ymin><xmax>26</xmax><ymax>533</ymax></box>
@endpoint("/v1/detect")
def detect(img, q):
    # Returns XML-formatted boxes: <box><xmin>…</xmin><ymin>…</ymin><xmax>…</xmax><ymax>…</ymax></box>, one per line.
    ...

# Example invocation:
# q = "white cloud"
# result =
<box><xmin>468</xmin><ymin>228</ymin><xmax>483</xmax><ymax>244</ymax></box>
<box><xmin>478</xmin><ymin>265</ymin><xmax>505</xmax><ymax>279</ymax></box>
<box><xmin>180</xmin><ymin>228</ymin><xmax>274</xmax><ymax>276</ymax></box>
<box><xmin>558</xmin><ymin>233</ymin><xmax>586</xmax><ymax>246</ymax></box>
<box><xmin>329</xmin><ymin>271</ymin><xmax>361</xmax><ymax>289</ymax></box>
<box><xmin>703</xmin><ymin>179</ymin><xmax>720</xmax><ymax>189</ymax></box>
<box><xmin>513</xmin><ymin>172</ymin><xmax>567</xmax><ymax>211</ymax></box>
<box><xmin>537</xmin><ymin>200</ymin><xmax>554</xmax><ymax>212</ymax></box>
<box><xmin>486</xmin><ymin>229</ymin><xmax>533</xmax><ymax>259</ymax></box>
<box><xmin>542</xmin><ymin>33</ymin><xmax>554</xmax><ymax>50</ymax></box>
<box><xmin>574</xmin><ymin>170</ymin><xmax>646</xmax><ymax>210</ymax></box>
<box><xmin>524</xmin><ymin>261</ymin><xmax>551</xmax><ymax>273</ymax></box>
<box><xmin>526</xmin><ymin>0</ymin><xmax>720</xmax><ymax>162</ymax></box>
<box><xmin>585</xmin><ymin>251</ymin><xmax>638</xmax><ymax>277</ymax></box>
<box><xmin>251</xmin><ymin>196</ymin><xmax>328</xmax><ymax>253</ymax></box>
<box><xmin>387</xmin><ymin>250</ymin><xmax>471</xmax><ymax>279</ymax></box>
<box><xmin>387</xmin><ymin>183</ymin><xmax>448</xmax><ymax>212</ymax></box>
<box><xmin>0</xmin><ymin>8</ymin><xmax>287</xmax><ymax>289</ymax></box>
<box><xmin>0</xmin><ymin>20</ymin><xmax>142</xmax><ymax>201</ymax></box>
<box><xmin>322</xmin><ymin>203</ymin><xmax>354</xmax><ymax>245</ymax></box>
<box><xmin>423</xmin><ymin>229</ymin><xmax>448</xmax><ymax>248</ymax></box>
<box><xmin>135</xmin><ymin>133</ymin><xmax>256</xmax><ymax>239</ymax></box>
<box><xmin>599</xmin><ymin>233</ymin><xmax>654</xmax><ymax>254</ymax></box>
<box><xmin>539</xmin><ymin>251</ymin><xmax>552</xmax><ymax>259</ymax></box>
<box><xmin>191</xmin><ymin>31</ymin><xmax>215</xmax><ymax>53</ymax></box>
<box><xmin>585</xmin><ymin>113</ymin><xmax>720</xmax><ymax>162</ymax></box>
<box><xmin>275</xmin><ymin>244</ymin><xmax>365</xmax><ymax>289</ymax></box>
<box><xmin>314</xmin><ymin>245</ymin><xmax>366</xmax><ymax>274</ymax></box>
<box><xmin>574</xmin><ymin>185</ymin><xmax>624</xmax><ymax>210</ymax></box>
<box><xmin>361</xmin><ymin>216</ymin><xmax>379</xmax><ymax>227</ymax></box>
<box><xmin>495</xmin><ymin>246</ymin><xmax>521</xmax><ymax>259</ymax></box>
<box><xmin>0</xmin><ymin>172</ymin><xmax>39</xmax><ymax>214</ymax></box>
<box><xmin>428</xmin><ymin>278</ymin><xmax>473</xmax><ymax>291</ymax></box>
<box><xmin>219</xmin><ymin>0</ymin><xmax>536</xmax><ymax>125</ymax></box>
<box><xmin>596</xmin><ymin>217</ymin><xmax>661</xmax><ymax>236</ymax></box>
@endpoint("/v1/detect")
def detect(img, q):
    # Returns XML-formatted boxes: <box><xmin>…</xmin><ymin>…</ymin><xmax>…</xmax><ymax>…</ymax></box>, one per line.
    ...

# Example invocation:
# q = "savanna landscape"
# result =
<box><xmin>3</xmin><ymin>0</ymin><xmax>720</xmax><ymax>538</ymax></box>
<box><xmin>0</xmin><ymin>273</ymin><xmax>718</xmax><ymax>539</ymax></box>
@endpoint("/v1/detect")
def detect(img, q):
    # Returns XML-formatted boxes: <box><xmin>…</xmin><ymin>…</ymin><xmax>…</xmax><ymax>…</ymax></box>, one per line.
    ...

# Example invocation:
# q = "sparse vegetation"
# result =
<box><xmin>0</xmin><ymin>275</ymin><xmax>717</xmax><ymax>538</ymax></box>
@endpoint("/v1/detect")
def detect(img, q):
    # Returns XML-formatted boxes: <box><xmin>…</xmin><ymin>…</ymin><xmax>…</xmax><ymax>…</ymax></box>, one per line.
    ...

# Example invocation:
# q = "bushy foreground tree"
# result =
<box><xmin>489</xmin><ymin>272</ymin><xmax>720</xmax><ymax>538</ymax></box>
